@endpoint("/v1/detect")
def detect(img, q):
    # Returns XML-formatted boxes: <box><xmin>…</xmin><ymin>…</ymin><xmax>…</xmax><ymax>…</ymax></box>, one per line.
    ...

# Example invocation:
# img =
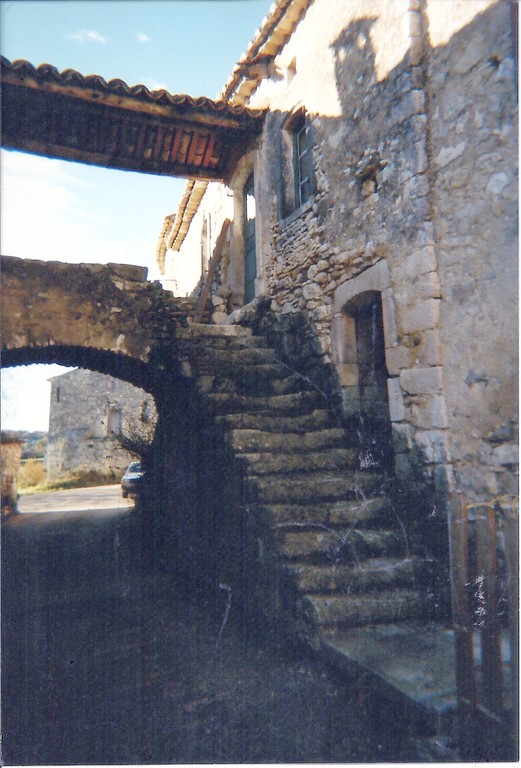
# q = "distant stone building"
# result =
<box><xmin>46</xmin><ymin>369</ymin><xmax>157</xmax><ymax>481</ymax></box>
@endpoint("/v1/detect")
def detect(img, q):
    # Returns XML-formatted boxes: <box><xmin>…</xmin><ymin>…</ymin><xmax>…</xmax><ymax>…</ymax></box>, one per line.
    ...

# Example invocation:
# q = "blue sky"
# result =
<box><xmin>0</xmin><ymin>0</ymin><xmax>270</xmax><ymax>431</ymax></box>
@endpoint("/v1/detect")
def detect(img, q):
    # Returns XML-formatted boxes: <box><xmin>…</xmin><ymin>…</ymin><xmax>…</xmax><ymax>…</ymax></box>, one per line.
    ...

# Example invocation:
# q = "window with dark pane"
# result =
<box><xmin>281</xmin><ymin>109</ymin><xmax>316</xmax><ymax>217</ymax></box>
<box><xmin>294</xmin><ymin>117</ymin><xmax>314</xmax><ymax>207</ymax></box>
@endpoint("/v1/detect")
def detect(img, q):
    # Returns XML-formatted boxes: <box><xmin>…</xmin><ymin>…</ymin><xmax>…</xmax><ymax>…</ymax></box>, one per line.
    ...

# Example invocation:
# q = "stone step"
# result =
<box><xmin>278</xmin><ymin>527</ymin><xmax>405</xmax><ymax>560</ymax></box>
<box><xmin>177</xmin><ymin>334</ymin><xmax>268</xmax><ymax>351</ymax></box>
<box><xmin>182</xmin><ymin>346</ymin><xmax>278</xmax><ymax>367</ymax></box>
<box><xmin>284</xmin><ymin>558</ymin><xmax>420</xmax><ymax>594</ymax></box>
<box><xmin>193</xmin><ymin>368</ymin><xmax>309</xmax><ymax>397</ymax></box>
<box><xmin>239</xmin><ymin>449</ymin><xmax>356</xmax><ymax>475</ymax></box>
<box><xmin>205</xmin><ymin>375</ymin><xmax>309</xmax><ymax>397</ymax></box>
<box><xmin>176</xmin><ymin>322</ymin><xmax>252</xmax><ymax>338</ymax></box>
<box><xmin>227</xmin><ymin>428</ymin><xmax>347</xmax><ymax>454</ymax></box>
<box><xmin>258</xmin><ymin>497</ymin><xmax>390</xmax><ymax>527</ymax></box>
<box><xmin>203</xmin><ymin>391</ymin><xmax>323</xmax><ymax>416</ymax></box>
<box><xmin>215</xmin><ymin>409</ymin><xmax>331</xmax><ymax>433</ymax></box>
<box><xmin>249</xmin><ymin>471</ymin><xmax>385</xmax><ymax>503</ymax></box>
<box><xmin>300</xmin><ymin>590</ymin><xmax>425</xmax><ymax>628</ymax></box>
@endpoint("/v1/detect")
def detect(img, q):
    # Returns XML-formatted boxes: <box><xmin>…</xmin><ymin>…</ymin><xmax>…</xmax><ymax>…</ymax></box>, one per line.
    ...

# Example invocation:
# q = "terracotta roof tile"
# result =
<box><xmin>1</xmin><ymin>57</ymin><xmax>264</xmax><ymax>120</ymax></box>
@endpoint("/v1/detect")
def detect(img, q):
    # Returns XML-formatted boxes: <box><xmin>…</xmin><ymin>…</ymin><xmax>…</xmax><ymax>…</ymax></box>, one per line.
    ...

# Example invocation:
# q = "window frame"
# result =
<box><xmin>294</xmin><ymin>117</ymin><xmax>314</xmax><ymax>208</ymax></box>
<box><xmin>281</xmin><ymin>108</ymin><xmax>316</xmax><ymax>219</ymax></box>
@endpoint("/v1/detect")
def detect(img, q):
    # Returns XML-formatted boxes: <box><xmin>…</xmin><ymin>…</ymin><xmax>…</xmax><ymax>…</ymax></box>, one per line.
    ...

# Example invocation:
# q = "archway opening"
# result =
<box><xmin>1</xmin><ymin>350</ymin><xmax>159</xmax><ymax>516</ymax></box>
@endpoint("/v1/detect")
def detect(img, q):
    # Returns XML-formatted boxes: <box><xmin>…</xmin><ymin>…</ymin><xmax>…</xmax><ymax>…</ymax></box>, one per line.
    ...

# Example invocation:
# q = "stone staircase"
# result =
<box><xmin>176</xmin><ymin>321</ymin><xmax>431</xmax><ymax>644</ymax></box>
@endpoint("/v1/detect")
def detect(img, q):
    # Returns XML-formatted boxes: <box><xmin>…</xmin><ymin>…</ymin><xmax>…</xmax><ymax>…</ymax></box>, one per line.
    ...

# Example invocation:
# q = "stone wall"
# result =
<box><xmin>1</xmin><ymin>255</ymin><xmax>184</xmax><ymax>370</ymax></box>
<box><xmin>167</xmin><ymin>0</ymin><xmax>517</xmax><ymax>505</ymax></box>
<box><xmin>47</xmin><ymin>369</ymin><xmax>157</xmax><ymax>481</ymax></box>
<box><xmin>427</xmin><ymin>0</ymin><xmax>518</xmax><ymax>500</ymax></box>
<box><xmin>163</xmin><ymin>183</ymin><xmax>233</xmax><ymax>303</ymax></box>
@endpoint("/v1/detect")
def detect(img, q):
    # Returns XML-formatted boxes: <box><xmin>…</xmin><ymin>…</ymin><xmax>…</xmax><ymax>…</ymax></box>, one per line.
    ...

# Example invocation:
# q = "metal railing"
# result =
<box><xmin>448</xmin><ymin>492</ymin><xmax>518</xmax><ymax>760</ymax></box>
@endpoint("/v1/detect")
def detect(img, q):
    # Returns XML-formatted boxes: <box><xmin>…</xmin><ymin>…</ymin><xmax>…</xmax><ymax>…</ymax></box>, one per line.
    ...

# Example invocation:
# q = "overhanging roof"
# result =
<box><xmin>0</xmin><ymin>57</ymin><xmax>265</xmax><ymax>181</ymax></box>
<box><xmin>163</xmin><ymin>0</ymin><xmax>313</xmax><ymax>266</ymax></box>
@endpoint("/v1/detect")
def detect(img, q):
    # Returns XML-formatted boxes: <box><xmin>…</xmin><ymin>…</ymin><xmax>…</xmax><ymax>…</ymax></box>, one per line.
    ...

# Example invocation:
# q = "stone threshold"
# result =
<box><xmin>318</xmin><ymin>623</ymin><xmax>513</xmax><ymax>745</ymax></box>
<box><xmin>319</xmin><ymin>623</ymin><xmax>459</xmax><ymax>738</ymax></box>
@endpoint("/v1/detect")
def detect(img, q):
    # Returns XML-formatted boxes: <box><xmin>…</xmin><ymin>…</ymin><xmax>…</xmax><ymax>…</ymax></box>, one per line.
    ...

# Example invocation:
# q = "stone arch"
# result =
<box><xmin>1</xmin><ymin>345</ymin><xmax>154</xmax><ymax>393</ymax></box>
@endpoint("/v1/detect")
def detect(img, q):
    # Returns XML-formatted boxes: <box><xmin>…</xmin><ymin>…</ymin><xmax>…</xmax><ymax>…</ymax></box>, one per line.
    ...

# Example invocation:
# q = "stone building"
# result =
<box><xmin>159</xmin><ymin>0</ymin><xmax>518</xmax><ymax>507</ymax></box>
<box><xmin>47</xmin><ymin>368</ymin><xmax>157</xmax><ymax>481</ymax></box>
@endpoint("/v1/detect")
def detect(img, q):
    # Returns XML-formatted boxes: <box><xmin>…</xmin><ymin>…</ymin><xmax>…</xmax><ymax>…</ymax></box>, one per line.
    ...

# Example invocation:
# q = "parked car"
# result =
<box><xmin>121</xmin><ymin>461</ymin><xmax>144</xmax><ymax>498</ymax></box>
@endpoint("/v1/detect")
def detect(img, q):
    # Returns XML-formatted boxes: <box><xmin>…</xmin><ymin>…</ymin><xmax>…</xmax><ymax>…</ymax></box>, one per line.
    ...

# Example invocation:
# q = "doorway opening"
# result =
<box><xmin>243</xmin><ymin>173</ymin><xmax>256</xmax><ymax>304</ymax></box>
<box><xmin>343</xmin><ymin>291</ymin><xmax>393</xmax><ymax>470</ymax></box>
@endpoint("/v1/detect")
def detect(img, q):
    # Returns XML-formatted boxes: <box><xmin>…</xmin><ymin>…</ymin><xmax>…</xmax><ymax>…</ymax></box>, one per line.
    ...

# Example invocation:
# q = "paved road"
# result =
<box><xmin>18</xmin><ymin>483</ymin><xmax>134</xmax><ymax>515</ymax></box>
<box><xmin>2</xmin><ymin>486</ymin><xmax>422</xmax><ymax>764</ymax></box>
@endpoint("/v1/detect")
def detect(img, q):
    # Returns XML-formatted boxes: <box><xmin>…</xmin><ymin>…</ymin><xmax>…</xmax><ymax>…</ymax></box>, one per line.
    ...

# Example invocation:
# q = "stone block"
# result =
<box><xmin>434</xmin><ymin>141</ymin><xmax>466</xmax><ymax>168</ymax></box>
<box><xmin>402</xmin><ymin>174</ymin><xmax>430</xmax><ymax>201</ymax></box>
<box><xmin>414</xmin><ymin>222</ymin><xmax>435</xmax><ymax>248</ymax></box>
<box><xmin>312</xmin><ymin>304</ymin><xmax>332</xmax><ymax>322</ymax></box>
<box><xmin>491</xmin><ymin>443</ymin><xmax>519</xmax><ymax>466</ymax></box>
<box><xmin>330</xmin><ymin>314</ymin><xmax>357</xmax><ymax>364</ymax></box>
<box><xmin>382</xmin><ymin>288</ymin><xmax>399</xmax><ymax>347</ymax></box>
<box><xmin>212</xmin><ymin>311</ymin><xmax>229</xmax><ymax>325</ymax></box>
<box><xmin>338</xmin><ymin>363</ymin><xmax>359</xmax><ymax>387</ymax></box>
<box><xmin>413</xmin><ymin>271</ymin><xmax>441</xmax><ymax>300</ymax></box>
<box><xmin>408</xmin><ymin>114</ymin><xmax>428</xmax><ymax>143</ymax></box>
<box><xmin>399</xmin><ymin>247</ymin><xmax>437</xmax><ymax>278</ymax></box>
<box><xmin>411</xmin><ymin>395</ymin><xmax>448</xmax><ymax>429</ymax></box>
<box><xmin>314</xmin><ymin>271</ymin><xmax>329</xmax><ymax>285</ymax></box>
<box><xmin>400</xmin><ymin>366</ymin><xmax>443</xmax><ymax>395</ymax></box>
<box><xmin>385</xmin><ymin>345</ymin><xmax>410</xmax><ymax>375</ymax></box>
<box><xmin>415</xmin><ymin>429</ymin><xmax>450</xmax><ymax>463</ymax></box>
<box><xmin>409</xmin><ymin>37</ymin><xmax>424</xmax><ymax>67</ymax></box>
<box><xmin>391</xmin><ymin>423</ymin><xmax>414</xmax><ymax>453</ymax></box>
<box><xmin>400</xmin><ymin>299</ymin><xmax>440</xmax><ymax>334</ymax></box>
<box><xmin>303</xmin><ymin>282</ymin><xmax>322</xmax><ymax>300</ymax></box>
<box><xmin>408</xmin><ymin>8</ymin><xmax>422</xmax><ymax>39</ymax></box>
<box><xmin>391</xmin><ymin>89</ymin><xmax>426</xmax><ymax>125</ymax></box>
<box><xmin>387</xmin><ymin>377</ymin><xmax>406</xmax><ymax>422</ymax></box>
<box><xmin>415</xmin><ymin>330</ymin><xmax>442</xmax><ymax>367</ymax></box>
<box><xmin>486</xmin><ymin>172</ymin><xmax>509</xmax><ymax>196</ymax></box>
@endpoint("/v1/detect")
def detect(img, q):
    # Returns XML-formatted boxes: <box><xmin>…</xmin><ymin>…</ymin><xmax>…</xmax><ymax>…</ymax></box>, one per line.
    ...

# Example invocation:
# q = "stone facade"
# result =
<box><xmin>161</xmin><ymin>0</ymin><xmax>517</xmax><ymax>505</ymax></box>
<box><xmin>47</xmin><ymin>368</ymin><xmax>157</xmax><ymax>481</ymax></box>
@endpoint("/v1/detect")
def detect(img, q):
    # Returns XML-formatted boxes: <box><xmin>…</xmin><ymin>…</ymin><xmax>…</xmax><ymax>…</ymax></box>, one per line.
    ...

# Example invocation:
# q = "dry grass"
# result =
<box><xmin>19</xmin><ymin>468</ymin><xmax>119</xmax><ymax>495</ymax></box>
